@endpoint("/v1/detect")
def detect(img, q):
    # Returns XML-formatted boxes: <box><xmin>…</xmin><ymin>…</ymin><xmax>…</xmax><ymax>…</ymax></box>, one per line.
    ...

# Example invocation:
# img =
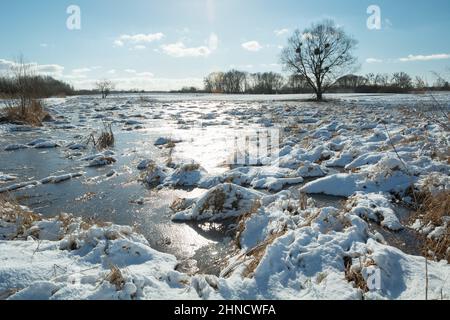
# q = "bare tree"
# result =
<box><xmin>95</xmin><ymin>79</ymin><xmax>115</xmax><ymax>99</ymax></box>
<box><xmin>414</xmin><ymin>76</ymin><xmax>428</xmax><ymax>90</ymax></box>
<box><xmin>280</xmin><ymin>20</ymin><xmax>358</xmax><ymax>101</ymax></box>
<box><xmin>10</xmin><ymin>56</ymin><xmax>38</xmax><ymax>114</ymax></box>
<box><xmin>334</xmin><ymin>74</ymin><xmax>367</xmax><ymax>89</ymax></box>
<box><xmin>375</xmin><ymin>73</ymin><xmax>390</xmax><ymax>87</ymax></box>
<box><xmin>431</xmin><ymin>71</ymin><xmax>449</xmax><ymax>89</ymax></box>
<box><xmin>365</xmin><ymin>73</ymin><xmax>375</xmax><ymax>86</ymax></box>
<box><xmin>204</xmin><ymin>72</ymin><xmax>225</xmax><ymax>93</ymax></box>
<box><xmin>391</xmin><ymin>72</ymin><xmax>412</xmax><ymax>90</ymax></box>
<box><xmin>0</xmin><ymin>57</ymin><xmax>49</xmax><ymax>126</ymax></box>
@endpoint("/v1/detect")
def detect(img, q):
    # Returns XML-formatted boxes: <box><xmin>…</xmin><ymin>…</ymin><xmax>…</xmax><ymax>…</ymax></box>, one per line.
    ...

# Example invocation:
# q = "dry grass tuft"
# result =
<box><xmin>106</xmin><ymin>265</ymin><xmax>125</xmax><ymax>290</ymax></box>
<box><xmin>170</xmin><ymin>197</ymin><xmax>188</xmax><ymax>212</ymax></box>
<box><xmin>80</xmin><ymin>217</ymin><xmax>111</xmax><ymax>231</ymax></box>
<box><xmin>242</xmin><ymin>227</ymin><xmax>287</xmax><ymax>278</ymax></box>
<box><xmin>197</xmin><ymin>188</ymin><xmax>227</xmax><ymax>216</ymax></box>
<box><xmin>1</xmin><ymin>196</ymin><xmax>112</xmax><ymax>241</ymax></box>
<box><xmin>0</xmin><ymin>195</ymin><xmax>42</xmax><ymax>239</ymax></box>
<box><xmin>97</xmin><ymin>124</ymin><xmax>115</xmax><ymax>149</ymax></box>
<box><xmin>299</xmin><ymin>192</ymin><xmax>308</xmax><ymax>211</ymax></box>
<box><xmin>235</xmin><ymin>201</ymin><xmax>261</xmax><ymax>249</ymax></box>
<box><xmin>412</xmin><ymin>190</ymin><xmax>450</xmax><ymax>262</ymax></box>
<box><xmin>87</xmin><ymin>123</ymin><xmax>115</xmax><ymax>150</ymax></box>
<box><xmin>1</xmin><ymin>99</ymin><xmax>49</xmax><ymax>126</ymax></box>
<box><xmin>180</xmin><ymin>163</ymin><xmax>201</xmax><ymax>172</ymax></box>
<box><xmin>419</xmin><ymin>191</ymin><xmax>450</xmax><ymax>226</ymax></box>
<box><xmin>344</xmin><ymin>256</ymin><xmax>369</xmax><ymax>293</ymax></box>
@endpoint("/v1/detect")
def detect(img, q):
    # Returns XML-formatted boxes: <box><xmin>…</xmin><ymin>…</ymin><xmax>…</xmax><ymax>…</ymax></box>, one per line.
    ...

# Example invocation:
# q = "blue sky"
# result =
<box><xmin>0</xmin><ymin>0</ymin><xmax>449</xmax><ymax>90</ymax></box>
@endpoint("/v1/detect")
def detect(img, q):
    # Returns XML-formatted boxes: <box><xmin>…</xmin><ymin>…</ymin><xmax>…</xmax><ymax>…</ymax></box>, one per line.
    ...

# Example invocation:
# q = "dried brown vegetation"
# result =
<box><xmin>86</xmin><ymin>123</ymin><xmax>115</xmax><ymax>150</ymax></box>
<box><xmin>413</xmin><ymin>190</ymin><xmax>450</xmax><ymax>262</ymax></box>
<box><xmin>343</xmin><ymin>256</ymin><xmax>377</xmax><ymax>293</ymax></box>
<box><xmin>242</xmin><ymin>228</ymin><xmax>287</xmax><ymax>278</ymax></box>
<box><xmin>0</xmin><ymin>58</ymin><xmax>52</xmax><ymax>127</ymax></box>
<box><xmin>106</xmin><ymin>265</ymin><xmax>125</xmax><ymax>290</ymax></box>
<box><xmin>0</xmin><ymin>195</ymin><xmax>41</xmax><ymax>239</ymax></box>
<box><xmin>1</xmin><ymin>98</ymin><xmax>49</xmax><ymax>127</ymax></box>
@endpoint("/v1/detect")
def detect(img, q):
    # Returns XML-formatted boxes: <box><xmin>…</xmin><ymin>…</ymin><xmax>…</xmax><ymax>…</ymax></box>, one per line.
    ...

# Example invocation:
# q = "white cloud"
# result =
<box><xmin>161</xmin><ymin>43</ymin><xmax>211</xmax><ymax>57</ymax></box>
<box><xmin>161</xmin><ymin>33</ymin><xmax>218</xmax><ymax>58</ymax></box>
<box><xmin>72</xmin><ymin>67</ymin><xmax>91</xmax><ymax>74</ymax></box>
<box><xmin>114</xmin><ymin>40</ymin><xmax>124</xmax><ymax>47</ymax></box>
<box><xmin>40</xmin><ymin>43</ymin><xmax>48</xmax><ymax>48</ymax></box>
<box><xmin>107</xmin><ymin>69</ymin><xmax>116</xmax><ymax>74</ymax></box>
<box><xmin>114</xmin><ymin>32</ymin><xmax>164</xmax><ymax>47</ymax></box>
<box><xmin>274</xmin><ymin>28</ymin><xmax>289</xmax><ymax>37</ymax></box>
<box><xmin>0</xmin><ymin>58</ymin><xmax>64</xmax><ymax>77</ymax></box>
<box><xmin>34</xmin><ymin>64</ymin><xmax>65</xmax><ymax>76</ymax></box>
<box><xmin>399</xmin><ymin>53</ymin><xmax>450</xmax><ymax>62</ymax></box>
<box><xmin>242</xmin><ymin>41</ymin><xmax>263</xmax><ymax>52</ymax></box>
<box><xmin>63</xmin><ymin>74</ymin><xmax>87</xmax><ymax>80</ymax></box>
<box><xmin>366</xmin><ymin>58</ymin><xmax>383</xmax><ymax>64</ymax></box>
<box><xmin>124</xmin><ymin>69</ymin><xmax>154</xmax><ymax>77</ymax></box>
<box><xmin>0</xmin><ymin>59</ymin><xmax>16</xmax><ymax>72</ymax></box>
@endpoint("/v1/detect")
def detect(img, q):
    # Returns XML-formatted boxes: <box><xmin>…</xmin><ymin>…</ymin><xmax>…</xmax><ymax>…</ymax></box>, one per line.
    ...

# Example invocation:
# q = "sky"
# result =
<box><xmin>0</xmin><ymin>0</ymin><xmax>449</xmax><ymax>90</ymax></box>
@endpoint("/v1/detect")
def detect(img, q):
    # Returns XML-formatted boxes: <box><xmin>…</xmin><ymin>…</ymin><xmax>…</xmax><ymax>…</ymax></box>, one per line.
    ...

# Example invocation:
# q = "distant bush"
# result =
<box><xmin>0</xmin><ymin>75</ymin><xmax>74</xmax><ymax>98</ymax></box>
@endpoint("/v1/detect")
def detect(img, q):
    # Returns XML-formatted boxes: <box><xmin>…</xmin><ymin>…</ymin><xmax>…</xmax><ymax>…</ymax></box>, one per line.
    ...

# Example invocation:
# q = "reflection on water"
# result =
<box><xmin>0</xmin><ymin>97</ymin><xmax>254</xmax><ymax>275</ymax></box>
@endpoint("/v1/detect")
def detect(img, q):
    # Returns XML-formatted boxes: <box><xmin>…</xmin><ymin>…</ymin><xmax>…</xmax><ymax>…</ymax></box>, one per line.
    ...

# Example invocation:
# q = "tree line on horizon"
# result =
<box><xmin>1</xmin><ymin>69</ymin><xmax>448</xmax><ymax>99</ymax></box>
<box><xmin>198</xmin><ymin>70</ymin><xmax>450</xmax><ymax>95</ymax></box>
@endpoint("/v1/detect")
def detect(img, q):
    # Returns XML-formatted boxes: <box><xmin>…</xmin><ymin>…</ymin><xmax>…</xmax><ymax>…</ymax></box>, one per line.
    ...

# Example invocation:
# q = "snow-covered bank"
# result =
<box><xmin>1</xmin><ymin>192</ymin><xmax>449</xmax><ymax>300</ymax></box>
<box><xmin>0</xmin><ymin>94</ymin><xmax>449</xmax><ymax>300</ymax></box>
<box><xmin>0</xmin><ymin>199</ymin><xmax>198</xmax><ymax>300</ymax></box>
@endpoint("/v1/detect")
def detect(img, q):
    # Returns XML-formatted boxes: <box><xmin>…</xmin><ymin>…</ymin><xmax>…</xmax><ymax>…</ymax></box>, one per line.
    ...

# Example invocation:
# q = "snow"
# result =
<box><xmin>4</xmin><ymin>144</ymin><xmax>28</xmax><ymax>151</ymax></box>
<box><xmin>40</xmin><ymin>172</ymin><xmax>83</xmax><ymax>184</ymax></box>
<box><xmin>301</xmin><ymin>155</ymin><xmax>418</xmax><ymax>197</ymax></box>
<box><xmin>137</xmin><ymin>159</ymin><xmax>154</xmax><ymax>170</ymax></box>
<box><xmin>301</xmin><ymin>173</ymin><xmax>360</xmax><ymax>196</ymax></box>
<box><xmin>34</xmin><ymin>141</ymin><xmax>59</xmax><ymax>149</ymax></box>
<box><xmin>0</xmin><ymin>172</ymin><xmax>83</xmax><ymax>193</ymax></box>
<box><xmin>345</xmin><ymin>152</ymin><xmax>384</xmax><ymax>170</ymax></box>
<box><xmin>0</xmin><ymin>173</ymin><xmax>16</xmax><ymax>183</ymax></box>
<box><xmin>87</xmin><ymin>156</ymin><xmax>117</xmax><ymax>167</ymax></box>
<box><xmin>346</xmin><ymin>192</ymin><xmax>403</xmax><ymax>231</ymax></box>
<box><xmin>66</xmin><ymin>142</ymin><xmax>87</xmax><ymax>150</ymax></box>
<box><xmin>1</xmin><ymin>94</ymin><xmax>449</xmax><ymax>300</ymax></box>
<box><xmin>172</xmin><ymin>183</ymin><xmax>264</xmax><ymax>221</ymax></box>
<box><xmin>364</xmin><ymin>239</ymin><xmax>449</xmax><ymax>300</ymax></box>
<box><xmin>154</xmin><ymin>137</ymin><xmax>180</xmax><ymax>146</ymax></box>
<box><xmin>162</xmin><ymin>163</ymin><xmax>209</xmax><ymax>188</ymax></box>
<box><xmin>0</xmin><ymin>225</ymin><xmax>198</xmax><ymax>300</ymax></box>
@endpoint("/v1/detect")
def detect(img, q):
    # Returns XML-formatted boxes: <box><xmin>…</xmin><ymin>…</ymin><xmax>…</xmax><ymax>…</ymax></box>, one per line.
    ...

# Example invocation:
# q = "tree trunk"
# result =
<box><xmin>316</xmin><ymin>91</ymin><xmax>323</xmax><ymax>101</ymax></box>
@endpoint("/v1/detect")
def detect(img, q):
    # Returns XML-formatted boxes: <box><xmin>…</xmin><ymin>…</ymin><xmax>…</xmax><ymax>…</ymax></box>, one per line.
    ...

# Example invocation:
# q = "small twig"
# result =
<box><xmin>425</xmin><ymin>256</ymin><xmax>429</xmax><ymax>300</ymax></box>
<box><xmin>382</xmin><ymin>123</ymin><xmax>419</xmax><ymax>208</ymax></box>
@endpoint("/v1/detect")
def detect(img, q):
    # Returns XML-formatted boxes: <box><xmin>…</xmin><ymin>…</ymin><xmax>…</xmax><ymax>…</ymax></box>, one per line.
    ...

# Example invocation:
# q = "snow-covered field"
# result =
<box><xmin>0</xmin><ymin>93</ymin><xmax>449</xmax><ymax>300</ymax></box>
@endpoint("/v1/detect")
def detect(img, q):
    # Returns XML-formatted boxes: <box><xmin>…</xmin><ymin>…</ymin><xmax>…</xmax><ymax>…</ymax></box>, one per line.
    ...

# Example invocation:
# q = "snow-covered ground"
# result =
<box><xmin>0</xmin><ymin>93</ymin><xmax>449</xmax><ymax>300</ymax></box>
